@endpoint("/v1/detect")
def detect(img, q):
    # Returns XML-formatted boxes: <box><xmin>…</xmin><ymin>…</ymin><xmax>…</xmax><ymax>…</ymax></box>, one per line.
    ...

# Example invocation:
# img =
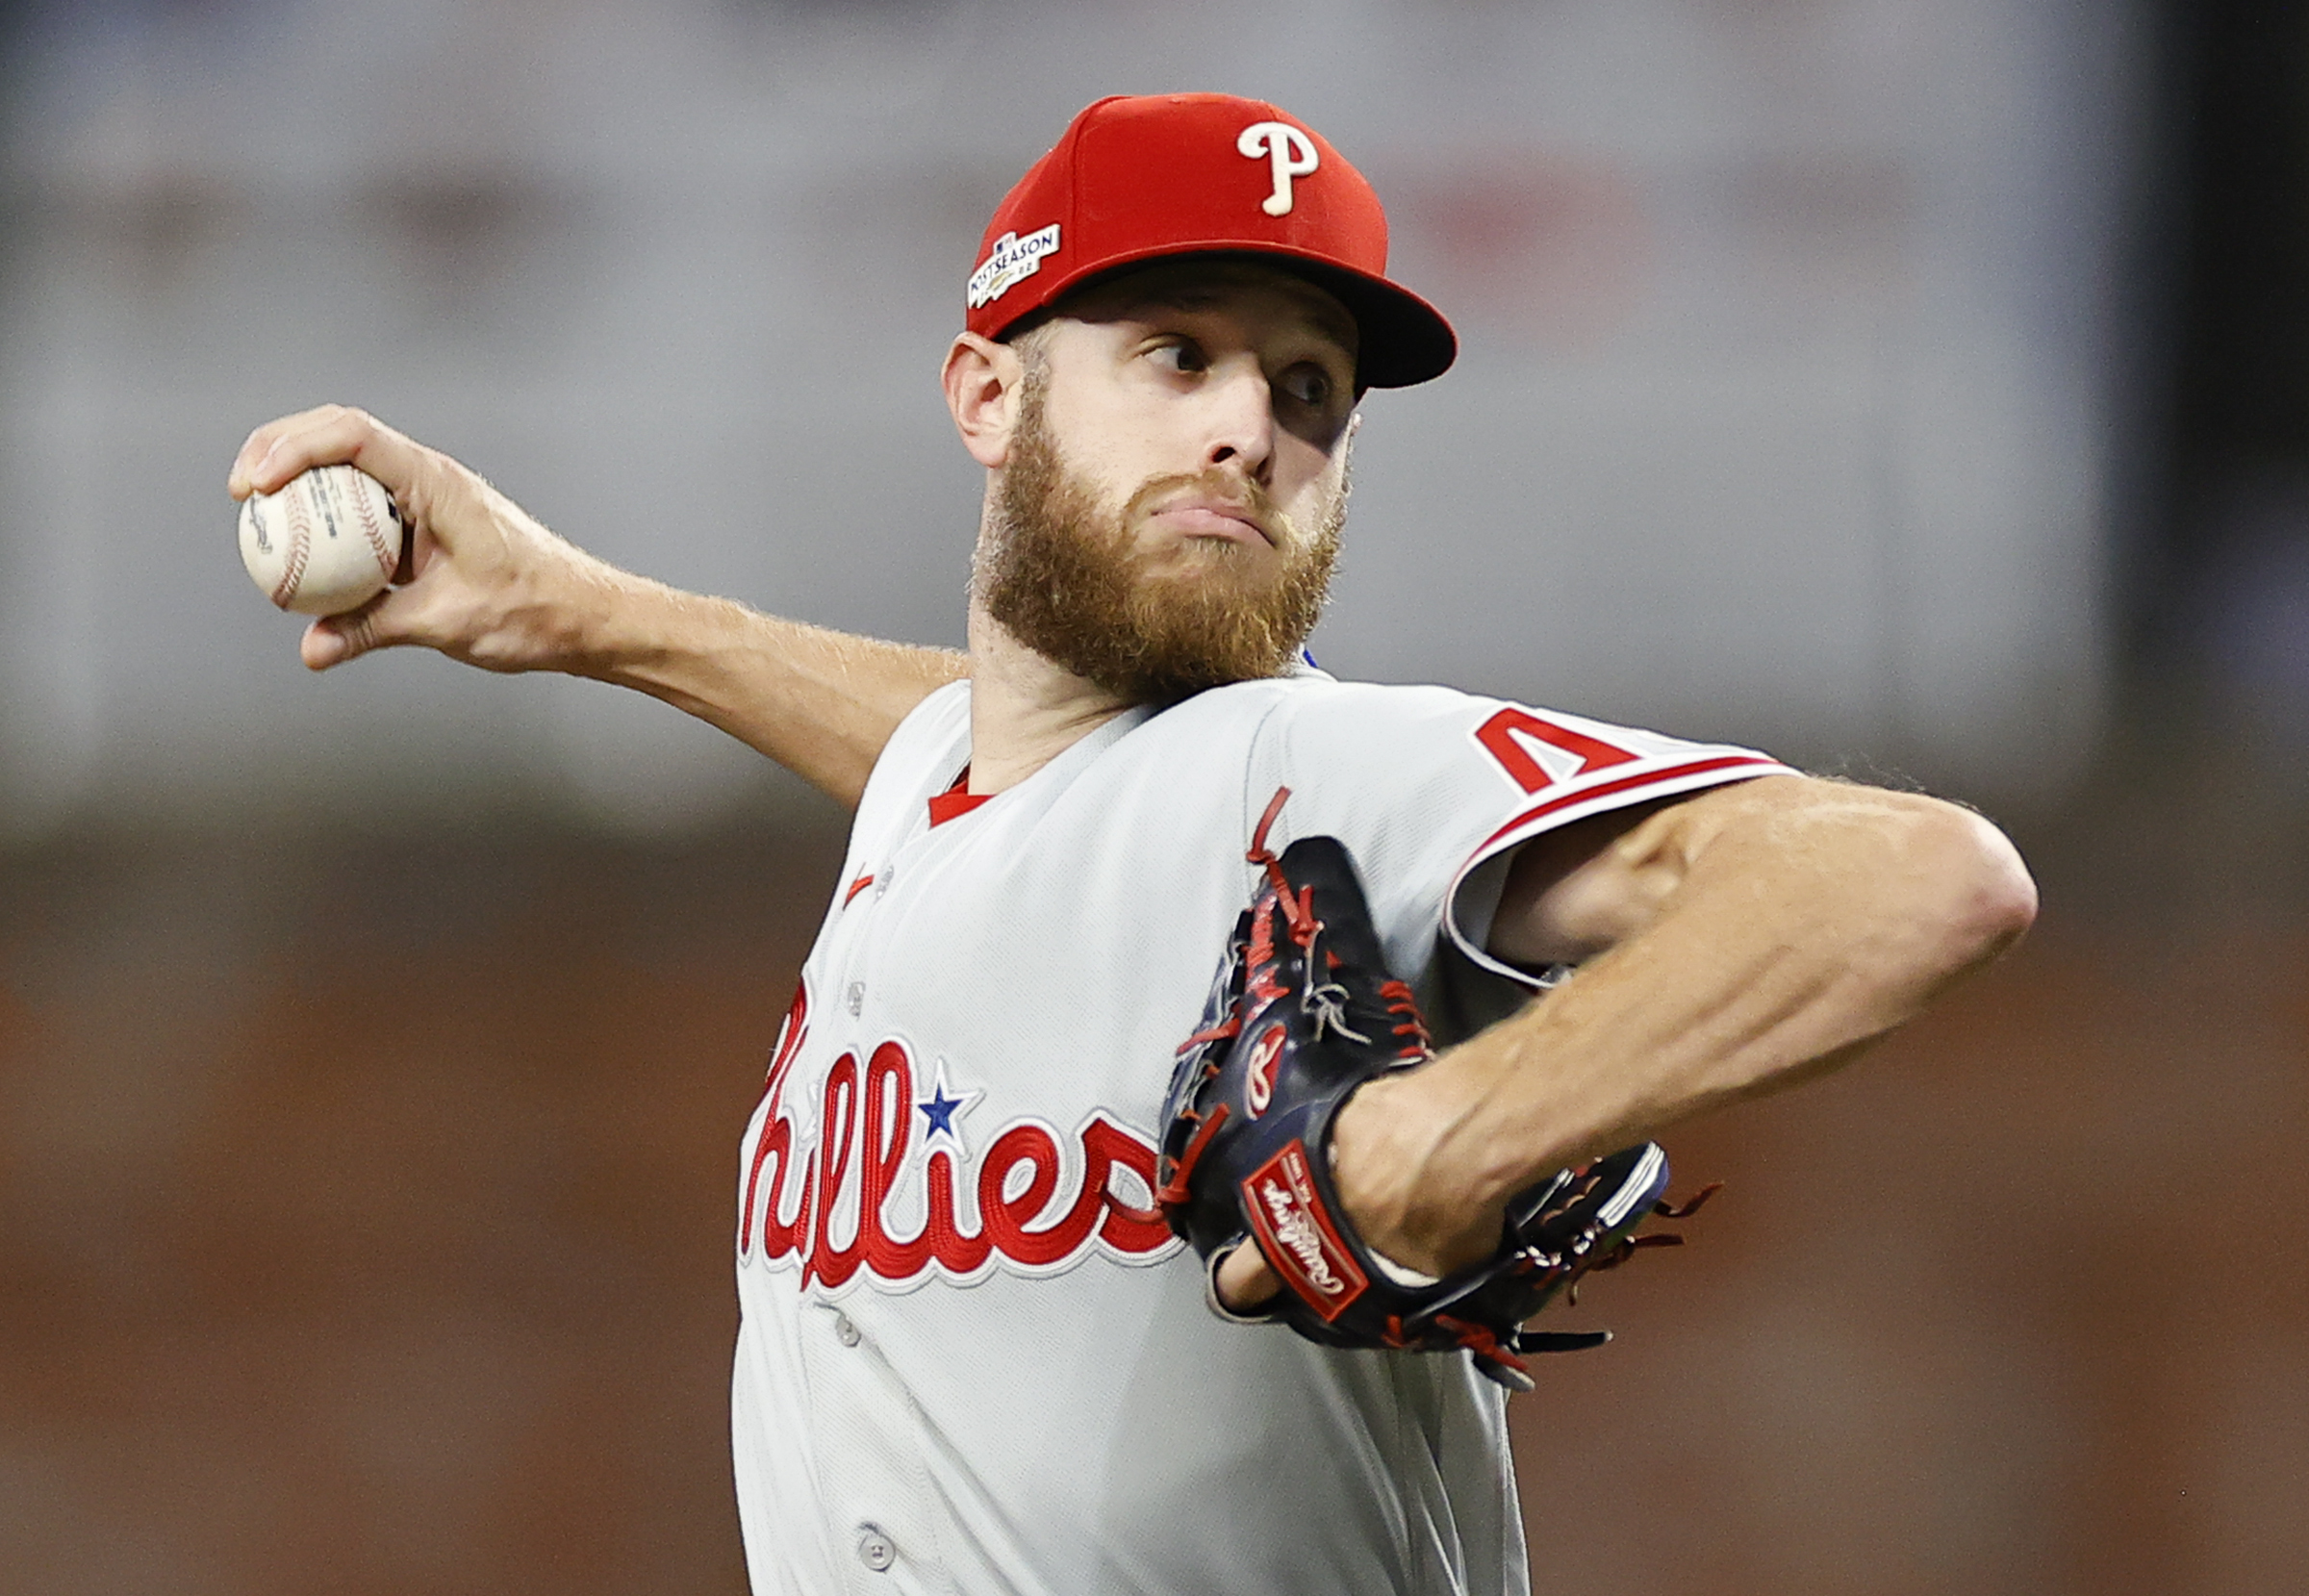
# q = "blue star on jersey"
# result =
<box><xmin>921</xmin><ymin>1087</ymin><xmax>962</xmax><ymax>1138</ymax></box>
<box><xmin>916</xmin><ymin>1060</ymin><xmax>980</xmax><ymax>1154</ymax></box>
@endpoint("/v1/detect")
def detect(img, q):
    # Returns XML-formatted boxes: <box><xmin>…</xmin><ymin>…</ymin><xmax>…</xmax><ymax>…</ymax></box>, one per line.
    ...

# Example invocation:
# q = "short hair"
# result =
<box><xmin>1002</xmin><ymin>314</ymin><xmax>1059</xmax><ymax>367</ymax></box>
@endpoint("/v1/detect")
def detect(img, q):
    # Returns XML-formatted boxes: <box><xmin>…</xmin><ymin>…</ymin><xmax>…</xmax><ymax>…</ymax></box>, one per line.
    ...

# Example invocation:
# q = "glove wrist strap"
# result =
<box><xmin>1365</xmin><ymin>1247</ymin><xmax>1442</xmax><ymax>1290</ymax></box>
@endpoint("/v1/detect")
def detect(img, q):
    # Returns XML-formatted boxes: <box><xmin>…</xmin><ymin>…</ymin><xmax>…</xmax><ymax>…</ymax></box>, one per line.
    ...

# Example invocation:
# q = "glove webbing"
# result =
<box><xmin>1159</xmin><ymin>788</ymin><xmax>1429</xmax><ymax>1216</ymax></box>
<box><xmin>1512</xmin><ymin>1181</ymin><xmax>1724</xmax><ymax>1309</ymax></box>
<box><xmin>1154</xmin><ymin>1102</ymin><xmax>1229</xmax><ymax>1208</ymax></box>
<box><xmin>1246</xmin><ymin>787</ymin><xmax>1429</xmax><ymax>1063</ymax></box>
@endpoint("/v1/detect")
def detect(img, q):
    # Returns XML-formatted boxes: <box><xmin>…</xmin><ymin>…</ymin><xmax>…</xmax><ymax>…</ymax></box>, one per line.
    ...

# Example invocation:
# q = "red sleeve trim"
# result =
<box><xmin>1471</xmin><ymin>754</ymin><xmax>1787</xmax><ymax>855</ymax></box>
<box><xmin>1441</xmin><ymin>752</ymin><xmax>1794</xmax><ymax>998</ymax></box>
<box><xmin>843</xmin><ymin>874</ymin><xmax>877</xmax><ymax>905</ymax></box>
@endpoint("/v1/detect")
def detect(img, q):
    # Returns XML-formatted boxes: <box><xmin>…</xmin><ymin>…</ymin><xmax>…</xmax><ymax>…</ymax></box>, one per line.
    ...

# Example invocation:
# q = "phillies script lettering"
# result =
<box><xmin>738</xmin><ymin>989</ymin><xmax>1176</xmax><ymax>1290</ymax></box>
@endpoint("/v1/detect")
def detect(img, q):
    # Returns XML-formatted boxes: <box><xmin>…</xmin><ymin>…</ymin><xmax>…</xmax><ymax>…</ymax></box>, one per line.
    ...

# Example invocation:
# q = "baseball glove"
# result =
<box><xmin>1155</xmin><ymin>790</ymin><xmax>1714</xmax><ymax>1391</ymax></box>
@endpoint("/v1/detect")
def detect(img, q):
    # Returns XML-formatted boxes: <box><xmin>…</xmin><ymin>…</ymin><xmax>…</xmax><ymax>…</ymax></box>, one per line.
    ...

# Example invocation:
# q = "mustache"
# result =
<box><xmin>1123</xmin><ymin>470</ymin><xmax>1292</xmax><ymax>546</ymax></box>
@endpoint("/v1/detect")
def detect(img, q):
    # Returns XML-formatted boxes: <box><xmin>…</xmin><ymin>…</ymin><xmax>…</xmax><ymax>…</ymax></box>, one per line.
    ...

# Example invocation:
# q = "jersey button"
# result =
<box><xmin>847</xmin><ymin>980</ymin><xmax>866</xmax><ymax>1016</ymax></box>
<box><xmin>855</xmin><ymin>1523</ymin><xmax>897</xmax><ymax>1572</ymax></box>
<box><xmin>833</xmin><ymin>1312</ymin><xmax>861</xmax><ymax>1348</ymax></box>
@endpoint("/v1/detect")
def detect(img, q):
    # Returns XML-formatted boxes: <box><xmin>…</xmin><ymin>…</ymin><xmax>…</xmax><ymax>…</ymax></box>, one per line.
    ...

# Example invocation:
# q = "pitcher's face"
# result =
<box><xmin>973</xmin><ymin>263</ymin><xmax>1359</xmax><ymax>701</ymax></box>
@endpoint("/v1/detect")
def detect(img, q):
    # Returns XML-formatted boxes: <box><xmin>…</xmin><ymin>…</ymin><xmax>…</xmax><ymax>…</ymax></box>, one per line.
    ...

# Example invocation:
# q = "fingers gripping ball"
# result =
<box><xmin>1155</xmin><ymin>789</ymin><xmax>1719</xmax><ymax>1391</ymax></box>
<box><xmin>239</xmin><ymin>464</ymin><xmax>404</xmax><ymax>616</ymax></box>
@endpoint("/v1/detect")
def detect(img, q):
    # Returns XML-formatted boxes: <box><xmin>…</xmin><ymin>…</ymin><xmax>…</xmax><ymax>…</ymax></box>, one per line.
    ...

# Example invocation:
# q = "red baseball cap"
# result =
<box><xmin>966</xmin><ymin>94</ymin><xmax>1457</xmax><ymax>389</ymax></box>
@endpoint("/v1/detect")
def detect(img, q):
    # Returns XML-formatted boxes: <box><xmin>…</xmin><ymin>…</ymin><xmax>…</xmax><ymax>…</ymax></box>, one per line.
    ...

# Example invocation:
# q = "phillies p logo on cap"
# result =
<box><xmin>1237</xmin><ymin>120</ymin><xmax>1320</xmax><ymax>216</ymax></box>
<box><xmin>963</xmin><ymin>93</ymin><xmax>1457</xmax><ymax>389</ymax></box>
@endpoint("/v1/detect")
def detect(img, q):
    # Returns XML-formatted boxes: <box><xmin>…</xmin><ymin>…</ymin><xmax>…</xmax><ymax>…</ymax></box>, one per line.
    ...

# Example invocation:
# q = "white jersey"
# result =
<box><xmin>731</xmin><ymin>674</ymin><xmax>1789</xmax><ymax>1596</ymax></box>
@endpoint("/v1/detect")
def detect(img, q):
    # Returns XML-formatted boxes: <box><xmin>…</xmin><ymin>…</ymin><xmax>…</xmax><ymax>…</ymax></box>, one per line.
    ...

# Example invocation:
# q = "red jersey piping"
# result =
<box><xmin>928</xmin><ymin>767</ymin><xmax>992</xmax><ymax>827</ymax></box>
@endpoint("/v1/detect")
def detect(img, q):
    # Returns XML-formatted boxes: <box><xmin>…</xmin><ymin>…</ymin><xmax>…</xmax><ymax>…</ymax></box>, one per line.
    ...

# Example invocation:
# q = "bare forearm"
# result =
<box><xmin>230</xmin><ymin>406</ymin><xmax>967</xmax><ymax>811</ymax></box>
<box><xmin>1343</xmin><ymin>782</ymin><xmax>2037</xmax><ymax>1272</ymax></box>
<box><xmin>582</xmin><ymin>576</ymin><xmax>966</xmax><ymax>808</ymax></box>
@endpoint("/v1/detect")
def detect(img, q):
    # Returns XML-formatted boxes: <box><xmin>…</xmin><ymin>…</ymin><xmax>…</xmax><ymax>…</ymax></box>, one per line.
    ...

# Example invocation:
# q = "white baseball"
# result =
<box><xmin>238</xmin><ymin>464</ymin><xmax>405</xmax><ymax>616</ymax></box>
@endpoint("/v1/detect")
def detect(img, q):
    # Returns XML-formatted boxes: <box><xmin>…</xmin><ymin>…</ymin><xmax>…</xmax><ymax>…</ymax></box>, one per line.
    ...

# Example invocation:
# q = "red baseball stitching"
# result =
<box><xmin>347</xmin><ymin>471</ymin><xmax>396</xmax><ymax>578</ymax></box>
<box><xmin>270</xmin><ymin>490</ymin><xmax>311</xmax><ymax>609</ymax></box>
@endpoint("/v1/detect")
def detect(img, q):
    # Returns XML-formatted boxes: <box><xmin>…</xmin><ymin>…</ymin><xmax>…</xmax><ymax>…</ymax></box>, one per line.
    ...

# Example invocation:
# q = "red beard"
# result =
<box><xmin>974</xmin><ymin>380</ymin><xmax>1346</xmax><ymax>704</ymax></box>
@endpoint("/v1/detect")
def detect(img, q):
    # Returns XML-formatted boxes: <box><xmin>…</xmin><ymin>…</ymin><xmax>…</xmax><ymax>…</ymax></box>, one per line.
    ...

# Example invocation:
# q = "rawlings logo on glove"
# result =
<box><xmin>1155</xmin><ymin>788</ymin><xmax>1715</xmax><ymax>1390</ymax></box>
<box><xmin>1246</xmin><ymin>1144</ymin><xmax>1365</xmax><ymax>1313</ymax></box>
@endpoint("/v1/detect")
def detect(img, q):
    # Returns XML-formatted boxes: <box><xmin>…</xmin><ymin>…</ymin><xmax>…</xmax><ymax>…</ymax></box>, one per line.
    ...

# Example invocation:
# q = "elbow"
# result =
<box><xmin>1916</xmin><ymin>805</ymin><xmax>2039</xmax><ymax>975</ymax></box>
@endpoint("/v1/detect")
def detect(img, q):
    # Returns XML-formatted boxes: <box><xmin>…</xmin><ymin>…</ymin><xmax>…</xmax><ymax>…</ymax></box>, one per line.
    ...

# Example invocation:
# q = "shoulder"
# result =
<box><xmin>1158</xmin><ymin>674</ymin><xmax>1484</xmax><ymax>747</ymax></box>
<box><xmin>880</xmin><ymin>677</ymin><xmax>972</xmax><ymax>770</ymax></box>
<box><xmin>1144</xmin><ymin>675</ymin><xmax>1500</xmax><ymax>801</ymax></box>
<box><xmin>899</xmin><ymin>675</ymin><xmax>973</xmax><ymax>737</ymax></box>
<box><xmin>850</xmin><ymin>679</ymin><xmax>972</xmax><ymax>834</ymax></box>
<box><xmin>1256</xmin><ymin>677</ymin><xmax>1498</xmax><ymax>754</ymax></box>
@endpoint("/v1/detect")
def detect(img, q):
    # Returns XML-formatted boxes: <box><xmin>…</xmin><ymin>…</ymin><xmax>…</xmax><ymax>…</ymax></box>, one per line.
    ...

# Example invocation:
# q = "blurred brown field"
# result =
<box><xmin>3</xmin><ymin>743</ymin><xmax>2302</xmax><ymax>1596</ymax></box>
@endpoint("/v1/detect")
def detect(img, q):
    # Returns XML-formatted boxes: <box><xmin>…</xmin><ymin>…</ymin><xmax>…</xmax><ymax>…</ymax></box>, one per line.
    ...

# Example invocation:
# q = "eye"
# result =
<box><xmin>1148</xmin><ymin>337</ymin><xmax>1207</xmax><ymax>375</ymax></box>
<box><xmin>1278</xmin><ymin>364</ymin><xmax>1335</xmax><ymax>410</ymax></box>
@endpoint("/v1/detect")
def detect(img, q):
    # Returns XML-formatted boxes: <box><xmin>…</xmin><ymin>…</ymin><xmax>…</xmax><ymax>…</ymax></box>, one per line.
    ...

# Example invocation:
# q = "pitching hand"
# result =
<box><xmin>229</xmin><ymin>405</ymin><xmax>624</xmax><ymax>674</ymax></box>
<box><xmin>1211</xmin><ymin>1067</ymin><xmax>1504</xmax><ymax>1309</ymax></box>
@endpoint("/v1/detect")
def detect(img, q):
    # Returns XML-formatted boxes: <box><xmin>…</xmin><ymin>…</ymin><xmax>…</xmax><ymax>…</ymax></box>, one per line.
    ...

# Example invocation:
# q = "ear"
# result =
<box><xmin>943</xmin><ymin>332</ymin><xmax>1026</xmax><ymax>469</ymax></box>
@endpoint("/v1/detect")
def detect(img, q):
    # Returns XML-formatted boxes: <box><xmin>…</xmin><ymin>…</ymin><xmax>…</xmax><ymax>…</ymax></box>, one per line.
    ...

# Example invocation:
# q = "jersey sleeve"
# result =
<box><xmin>1244</xmin><ymin>681</ymin><xmax>1795</xmax><ymax>1047</ymax></box>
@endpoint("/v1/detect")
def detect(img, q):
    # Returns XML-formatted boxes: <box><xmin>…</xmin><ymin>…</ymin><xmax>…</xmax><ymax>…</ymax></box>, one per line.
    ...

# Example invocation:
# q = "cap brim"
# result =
<box><xmin>1257</xmin><ymin>255</ymin><xmax>1458</xmax><ymax>389</ymax></box>
<box><xmin>1016</xmin><ymin>243</ymin><xmax>1458</xmax><ymax>390</ymax></box>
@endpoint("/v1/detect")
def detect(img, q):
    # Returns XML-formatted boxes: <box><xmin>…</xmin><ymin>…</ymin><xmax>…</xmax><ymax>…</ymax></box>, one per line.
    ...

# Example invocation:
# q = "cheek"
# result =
<box><xmin>1042</xmin><ymin>428</ymin><xmax>1145</xmax><ymax>523</ymax></box>
<box><xmin>1278</xmin><ymin>447</ymin><xmax>1348</xmax><ymax>524</ymax></box>
<box><xmin>1059</xmin><ymin>376</ymin><xmax>1174</xmax><ymax>451</ymax></box>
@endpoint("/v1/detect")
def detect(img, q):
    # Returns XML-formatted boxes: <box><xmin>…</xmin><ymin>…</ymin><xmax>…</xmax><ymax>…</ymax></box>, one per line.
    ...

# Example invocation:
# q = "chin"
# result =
<box><xmin>1146</xmin><ymin>538</ymin><xmax>1272</xmax><ymax>580</ymax></box>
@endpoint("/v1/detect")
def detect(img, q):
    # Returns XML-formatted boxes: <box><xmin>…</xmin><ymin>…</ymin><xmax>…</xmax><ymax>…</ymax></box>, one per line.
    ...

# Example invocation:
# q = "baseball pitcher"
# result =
<box><xmin>231</xmin><ymin>93</ymin><xmax>2036</xmax><ymax>1596</ymax></box>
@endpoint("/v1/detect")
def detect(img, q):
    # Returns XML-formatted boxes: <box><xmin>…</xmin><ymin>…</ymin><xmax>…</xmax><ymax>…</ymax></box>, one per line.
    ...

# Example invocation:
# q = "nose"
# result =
<box><xmin>1200</xmin><ymin>360</ymin><xmax>1276</xmax><ymax>485</ymax></box>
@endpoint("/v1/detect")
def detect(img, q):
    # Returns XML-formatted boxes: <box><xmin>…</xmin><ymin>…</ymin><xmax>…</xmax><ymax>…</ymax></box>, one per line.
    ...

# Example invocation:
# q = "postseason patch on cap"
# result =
<box><xmin>967</xmin><ymin>224</ymin><xmax>1062</xmax><ymax>310</ymax></box>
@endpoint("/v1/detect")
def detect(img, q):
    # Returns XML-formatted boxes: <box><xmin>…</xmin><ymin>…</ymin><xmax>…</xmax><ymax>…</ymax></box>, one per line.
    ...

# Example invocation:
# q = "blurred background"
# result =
<box><xmin>0</xmin><ymin>1</ymin><xmax>2302</xmax><ymax>1592</ymax></box>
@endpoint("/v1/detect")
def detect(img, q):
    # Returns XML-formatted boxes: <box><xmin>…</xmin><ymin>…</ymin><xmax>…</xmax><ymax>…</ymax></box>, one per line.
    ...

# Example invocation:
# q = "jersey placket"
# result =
<box><xmin>794</xmin><ymin>818</ymin><xmax>958</xmax><ymax>1594</ymax></box>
